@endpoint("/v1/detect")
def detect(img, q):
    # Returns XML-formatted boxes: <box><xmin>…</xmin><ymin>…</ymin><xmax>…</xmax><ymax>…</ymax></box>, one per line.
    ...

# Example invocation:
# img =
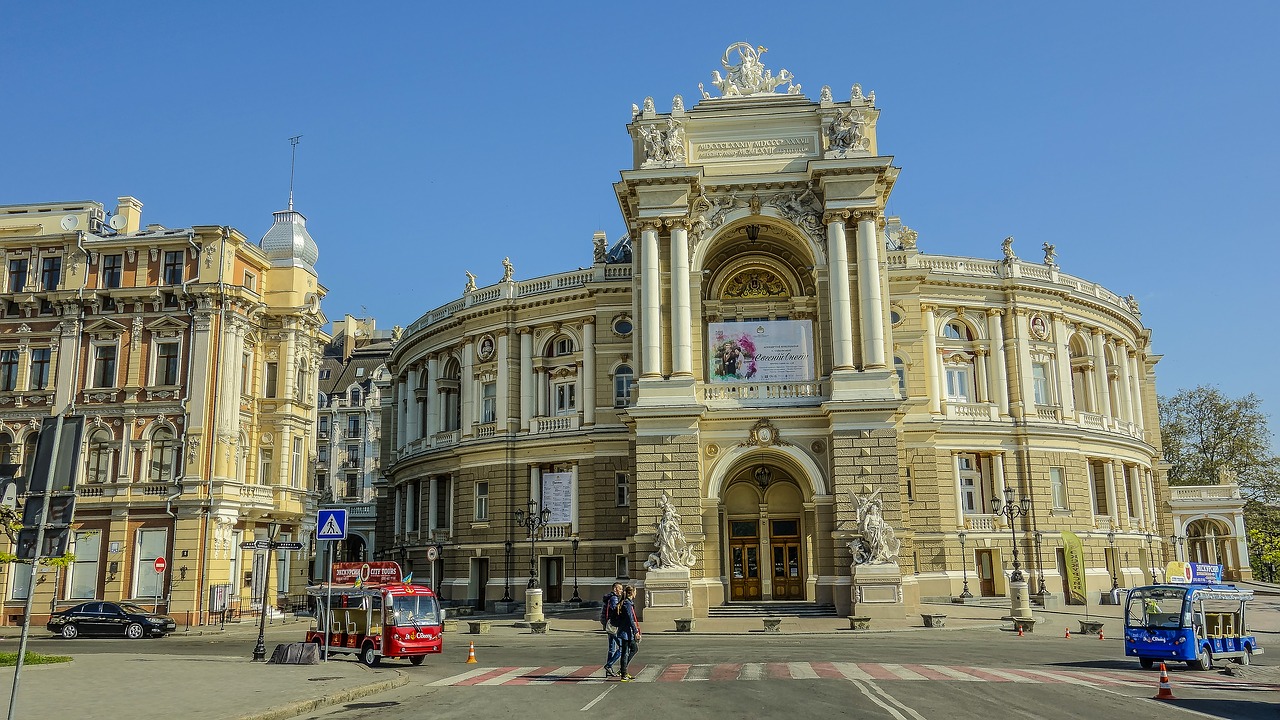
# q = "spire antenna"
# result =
<box><xmin>288</xmin><ymin>135</ymin><xmax>303</xmax><ymax>210</ymax></box>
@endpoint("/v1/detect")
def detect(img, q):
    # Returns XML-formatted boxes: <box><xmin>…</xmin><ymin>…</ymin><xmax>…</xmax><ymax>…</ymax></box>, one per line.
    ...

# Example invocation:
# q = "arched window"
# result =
<box><xmin>0</xmin><ymin>432</ymin><xmax>12</xmax><ymax>466</ymax></box>
<box><xmin>148</xmin><ymin>427</ymin><xmax>179</xmax><ymax>483</ymax></box>
<box><xmin>21</xmin><ymin>433</ymin><xmax>37</xmax><ymax>478</ymax></box>
<box><xmin>350</xmin><ymin>386</ymin><xmax>362</xmax><ymax>406</ymax></box>
<box><xmin>893</xmin><ymin>357</ymin><xmax>908</xmax><ymax>398</ymax></box>
<box><xmin>86</xmin><ymin>429</ymin><xmax>115</xmax><ymax>484</ymax></box>
<box><xmin>547</xmin><ymin>336</ymin><xmax>574</xmax><ymax>357</ymax></box>
<box><xmin>614</xmin><ymin>365</ymin><xmax>634</xmax><ymax>408</ymax></box>
<box><xmin>1069</xmin><ymin>335</ymin><xmax>1094</xmax><ymax>413</ymax></box>
<box><xmin>942</xmin><ymin>321</ymin><xmax>973</xmax><ymax>341</ymax></box>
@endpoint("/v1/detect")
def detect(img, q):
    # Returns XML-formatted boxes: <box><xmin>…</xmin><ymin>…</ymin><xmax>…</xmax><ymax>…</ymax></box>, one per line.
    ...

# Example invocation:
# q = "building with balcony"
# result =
<box><xmin>380</xmin><ymin>44</ymin><xmax>1205</xmax><ymax>617</ymax></box>
<box><xmin>313</xmin><ymin>314</ymin><xmax>395</xmax><ymax>574</ymax></box>
<box><xmin>0</xmin><ymin>195</ymin><xmax>326</xmax><ymax>625</ymax></box>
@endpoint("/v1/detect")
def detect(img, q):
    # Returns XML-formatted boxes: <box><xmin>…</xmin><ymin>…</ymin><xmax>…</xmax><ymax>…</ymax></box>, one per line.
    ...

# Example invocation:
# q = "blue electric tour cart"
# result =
<box><xmin>1124</xmin><ymin>583</ymin><xmax>1263</xmax><ymax>670</ymax></box>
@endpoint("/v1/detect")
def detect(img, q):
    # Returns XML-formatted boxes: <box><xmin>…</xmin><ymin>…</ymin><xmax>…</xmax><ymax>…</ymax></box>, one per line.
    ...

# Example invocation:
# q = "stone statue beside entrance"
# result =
<box><xmin>644</xmin><ymin>491</ymin><xmax>697</xmax><ymax>570</ymax></box>
<box><xmin>846</xmin><ymin>488</ymin><xmax>901</xmax><ymax>566</ymax></box>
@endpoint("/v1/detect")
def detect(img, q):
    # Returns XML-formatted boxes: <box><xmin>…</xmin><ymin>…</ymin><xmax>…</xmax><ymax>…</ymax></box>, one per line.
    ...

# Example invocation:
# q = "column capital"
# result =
<box><xmin>921</xmin><ymin>303</ymin><xmax>937</xmax><ymax>314</ymax></box>
<box><xmin>852</xmin><ymin>209</ymin><xmax>879</xmax><ymax>223</ymax></box>
<box><xmin>823</xmin><ymin>210</ymin><xmax>849</xmax><ymax>224</ymax></box>
<box><xmin>638</xmin><ymin>219</ymin><xmax>662</xmax><ymax>232</ymax></box>
<box><xmin>495</xmin><ymin>328</ymin><xmax>511</xmax><ymax>338</ymax></box>
<box><xmin>516</xmin><ymin>325</ymin><xmax>534</xmax><ymax>336</ymax></box>
<box><xmin>581</xmin><ymin>316</ymin><xmax>595</xmax><ymax>327</ymax></box>
<box><xmin>986</xmin><ymin>307</ymin><xmax>1003</xmax><ymax>318</ymax></box>
<box><xmin>1090</xmin><ymin>327</ymin><xmax>1105</xmax><ymax>338</ymax></box>
<box><xmin>664</xmin><ymin>217</ymin><xmax>692</xmax><ymax>230</ymax></box>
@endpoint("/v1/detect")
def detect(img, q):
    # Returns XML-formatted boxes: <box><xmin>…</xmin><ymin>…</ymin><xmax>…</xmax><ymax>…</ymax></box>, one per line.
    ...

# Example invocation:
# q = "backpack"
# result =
<box><xmin>601</xmin><ymin>593</ymin><xmax>620</xmax><ymax>633</ymax></box>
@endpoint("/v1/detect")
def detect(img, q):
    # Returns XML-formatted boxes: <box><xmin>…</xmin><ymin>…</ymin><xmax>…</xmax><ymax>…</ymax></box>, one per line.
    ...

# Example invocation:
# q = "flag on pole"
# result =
<box><xmin>401</xmin><ymin>572</ymin><xmax>413</xmax><ymax>585</ymax></box>
<box><xmin>353</xmin><ymin>575</ymin><xmax>363</xmax><ymax>589</ymax></box>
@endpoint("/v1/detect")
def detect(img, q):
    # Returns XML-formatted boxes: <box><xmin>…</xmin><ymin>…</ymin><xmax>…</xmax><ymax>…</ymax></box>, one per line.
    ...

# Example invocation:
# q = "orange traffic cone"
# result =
<box><xmin>1017</xmin><ymin>625</ymin><xmax>1024</xmax><ymax>637</ymax></box>
<box><xmin>465</xmin><ymin>641</ymin><xmax>477</xmax><ymax>664</ymax></box>
<box><xmin>1064</xmin><ymin>627</ymin><xmax>1071</xmax><ymax>639</ymax></box>
<box><xmin>1154</xmin><ymin>662</ymin><xmax>1175</xmax><ymax>700</ymax></box>
<box><xmin>1098</xmin><ymin>628</ymin><xmax>1104</xmax><ymax>641</ymax></box>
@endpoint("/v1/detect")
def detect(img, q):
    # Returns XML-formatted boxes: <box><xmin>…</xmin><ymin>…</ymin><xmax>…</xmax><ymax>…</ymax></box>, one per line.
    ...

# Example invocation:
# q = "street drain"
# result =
<box><xmin>345</xmin><ymin>702</ymin><xmax>399</xmax><ymax>709</ymax></box>
<box><xmin>308</xmin><ymin>676</ymin><xmax>342</xmax><ymax>681</ymax></box>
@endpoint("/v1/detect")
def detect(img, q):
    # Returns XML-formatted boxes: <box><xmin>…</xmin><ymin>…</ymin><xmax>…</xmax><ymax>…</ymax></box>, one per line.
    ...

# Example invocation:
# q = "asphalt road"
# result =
<box><xmin>21</xmin><ymin>624</ymin><xmax>1278</xmax><ymax>719</ymax></box>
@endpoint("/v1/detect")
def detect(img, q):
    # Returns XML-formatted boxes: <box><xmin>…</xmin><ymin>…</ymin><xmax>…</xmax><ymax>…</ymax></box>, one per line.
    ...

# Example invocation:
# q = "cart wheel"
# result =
<box><xmin>1236</xmin><ymin>648</ymin><xmax>1251</xmax><ymax>666</ymax></box>
<box><xmin>409</xmin><ymin>655</ymin><xmax>425</xmax><ymax>666</ymax></box>
<box><xmin>1193</xmin><ymin>645</ymin><xmax>1213</xmax><ymax>671</ymax></box>
<box><xmin>360</xmin><ymin>642</ymin><xmax>380</xmax><ymax>667</ymax></box>
<box><xmin>1139</xmin><ymin>658</ymin><xmax>1153</xmax><ymax>670</ymax></box>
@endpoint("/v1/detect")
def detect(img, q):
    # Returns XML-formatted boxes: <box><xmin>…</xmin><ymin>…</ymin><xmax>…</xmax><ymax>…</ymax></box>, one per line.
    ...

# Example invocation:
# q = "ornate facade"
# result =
<box><xmin>380</xmin><ymin>44</ymin><xmax>1233</xmax><ymax>618</ymax></box>
<box><xmin>0</xmin><ymin>196</ymin><xmax>326</xmax><ymax>625</ymax></box>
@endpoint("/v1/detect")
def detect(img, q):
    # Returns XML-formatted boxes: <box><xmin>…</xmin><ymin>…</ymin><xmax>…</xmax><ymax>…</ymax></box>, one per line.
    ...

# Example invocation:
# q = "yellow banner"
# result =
<box><xmin>1062</xmin><ymin>531</ymin><xmax>1088</xmax><ymax>605</ymax></box>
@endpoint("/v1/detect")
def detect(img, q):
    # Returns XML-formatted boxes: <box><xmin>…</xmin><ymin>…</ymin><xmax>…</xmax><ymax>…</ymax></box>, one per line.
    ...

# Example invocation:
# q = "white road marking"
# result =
<box><xmin>580</xmin><ymin>686</ymin><xmax>614</xmax><ymax>712</ymax></box>
<box><xmin>787</xmin><ymin>661</ymin><xmax>819</xmax><ymax>680</ymax></box>
<box><xmin>478</xmin><ymin>666</ymin><xmax>539</xmax><ymax>686</ymax></box>
<box><xmin>428</xmin><ymin>667</ymin><xmax>495</xmax><ymax>686</ymax></box>
<box><xmin>832</xmin><ymin>661</ymin><xmax>874</xmax><ymax>680</ymax></box>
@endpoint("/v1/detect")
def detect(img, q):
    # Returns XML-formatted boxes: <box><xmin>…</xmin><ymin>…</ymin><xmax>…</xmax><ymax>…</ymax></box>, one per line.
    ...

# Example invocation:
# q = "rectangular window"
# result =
<box><xmin>133</xmin><ymin>528</ymin><xmax>167</xmax><ymax>599</ymax></box>
<box><xmin>957</xmin><ymin>453</ymin><xmax>981</xmax><ymax>514</ymax></box>
<box><xmin>264</xmin><ymin>362</ymin><xmax>278</xmax><ymax>398</ymax></box>
<box><xmin>276</xmin><ymin>533</ymin><xmax>291</xmax><ymax>595</ymax></box>
<box><xmin>345</xmin><ymin>473</ymin><xmax>358</xmax><ymax>498</ymax></box>
<box><xmin>29</xmin><ymin>348</ymin><xmax>50</xmax><ymax>390</ymax></box>
<box><xmin>0</xmin><ymin>350</ymin><xmax>18</xmax><ymax>391</ymax></box>
<box><xmin>101</xmin><ymin>254</ymin><xmax>123</xmax><ymax>288</ymax></box>
<box><xmin>93</xmin><ymin>344</ymin><xmax>117</xmax><ymax>388</ymax></box>
<box><xmin>480</xmin><ymin>382</ymin><xmax>496</xmax><ymax>423</ymax></box>
<box><xmin>243</xmin><ymin>271</ymin><xmax>257</xmax><ymax>292</ymax></box>
<box><xmin>615</xmin><ymin>472</ymin><xmax>629</xmax><ymax>507</ymax></box>
<box><xmin>613</xmin><ymin>367</ymin><xmax>634</xmax><ymax>408</ymax></box>
<box><xmin>1032</xmin><ymin>362</ymin><xmax>1051</xmax><ymax>406</ymax></box>
<box><xmin>945</xmin><ymin>366</ymin><xmax>971</xmax><ymax>402</ymax></box>
<box><xmin>69</xmin><ymin>531</ymin><xmax>102</xmax><ymax>599</ymax></box>
<box><xmin>291</xmin><ymin>437</ymin><xmax>302</xmax><ymax>488</ymax></box>
<box><xmin>259</xmin><ymin>449</ymin><xmax>273</xmax><ymax>485</ymax></box>
<box><xmin>475</xmin><ymin>481</ymin><xmax>489</xmax><ymax>521</ymax></box>
<box><xmin>40</xmin><ymin>257</ymin><xmax>61</xmax><ymax>291</ymax></box>
<box><xmin>346</xmin><ymin>415</ymin><xmax>360</xmax><ymax>438</ymax></box>
<box><xmin>9</xmin><ymin>562</ymin><xmax>32</xmax><ymax>600</ymax></box>
<box><xmin>346</xmin><ymin>444</ymin><xmax>359</xmax><ymax>469</ymax></box>
<box><xmin>1050</xmin><ymin>466</ymin><xmax>1069</xmax><ymax>510</ymax></box>
<box><xmin>7</xmin><ymin>259</ymin><xmax>28</xmax><ymax>293</ymax></box>
<box><xmin>554</xmin><ymin>382</ymin><xmax>576</xmax><ymax>415</ymax></box>
<box><xmin>162</xmin><ymin>250</ymin><xmax>184</xmax><ymax>285</ymax></box>
<box><xmin>155</xmin><ymin>341</ymin><xmax>180</xmax><ymax>385</ymax></box>
<box><xmin>615</xmin><ymin>555</ymin><xmax>629</xmax><ymax>579</ymax></box>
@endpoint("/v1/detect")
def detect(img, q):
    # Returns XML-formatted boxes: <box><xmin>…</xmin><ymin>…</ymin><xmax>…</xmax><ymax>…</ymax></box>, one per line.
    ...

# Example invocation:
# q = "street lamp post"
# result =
<box><xmin>1033</xmin><ymin>530</ymin><xmax>1047</xmax><ymax>597</ymax></box>
<box><xmin>1107</xmin><ymin>530</ymin><xmax>1118</xmax><ymax>591</ymax></box>
<box><xmin>251</xmin><ymin>521</ymin><xmax>279</xmax><ymax>662</ymax></box>
<box><xmin>570</xmin><ymin>537</ymin><xmax>582</xmax><ymax>604</ymax></box>
<box><xmin>957</xmin><ymin>530</ymin><xmax>972</xmax><ymax>600</ymax></box>
<box><xmin>500</xmin><ymin>540</ymin><xmax>514</xmax><ymax>603</ymax></box>
<box><xmin>1144</xmin><ymin>533</ymin><xmax>1157</xmax><ymax>583</ymax></box>
<box><xmin>514</xmin><ymin>499</ymin><xmax>552</xmax><ymax>622</ymax></box>
<box><xmin>1169</xmin><ymin>533</ymin><xmax>1186</xmax><ymax>563</ymax></box>
<box><xmin>991</xmin><ymin>487</ymin><xmax>1033</xmax><ymax>622</ymax></box>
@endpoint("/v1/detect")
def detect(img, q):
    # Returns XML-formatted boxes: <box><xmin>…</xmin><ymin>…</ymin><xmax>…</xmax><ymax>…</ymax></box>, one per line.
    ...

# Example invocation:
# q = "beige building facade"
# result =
<box><xmin>0</xmin><ymin>196</ymin><xmax>327</xmax><ymax>625</ymax></box>
<box><xmin>381</xmin><ymin>44</ymin><xmax>1235</xmax><ymax>618</ymax></box>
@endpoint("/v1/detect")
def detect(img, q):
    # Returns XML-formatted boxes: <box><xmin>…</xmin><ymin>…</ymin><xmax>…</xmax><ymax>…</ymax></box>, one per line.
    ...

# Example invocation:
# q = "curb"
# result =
<box><xmin>231</xmin><ymin>669</ymin><xmax>409</xmax><ymax>720</ymax></box>
<box><xmin>540</xmin><ymin>623</ymin><xmax>1006</xmax><ymax>636</ymax></box>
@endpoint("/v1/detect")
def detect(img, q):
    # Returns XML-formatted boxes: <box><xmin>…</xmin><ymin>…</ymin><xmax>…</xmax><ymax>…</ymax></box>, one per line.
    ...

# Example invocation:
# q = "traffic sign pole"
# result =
<box><xmin>324</xmin><ymin>542</ymin><xmax>332</xmax><ymax>663</ymax></box>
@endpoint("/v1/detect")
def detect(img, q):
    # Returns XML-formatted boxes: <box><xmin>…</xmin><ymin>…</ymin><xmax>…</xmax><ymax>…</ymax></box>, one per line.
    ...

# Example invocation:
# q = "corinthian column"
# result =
<box><xmin>639</xmin><ymin>221</ymin><xmax>662</xmax><ymax>378</ymax></box>
<box><xmin>668</xmin><ymin>220</ymin><xmax>692</xmax><ymax>377</ymax></box>
<box><xmin>825</xmin><ymin>211</ymin><xmax>854</xmax><ymax>370</ymax></box>
<box><xmin>856</xmin><ymin>212</ymin><xmax>886</xmax><ymax>369</ymax></box>
<box><xmin>922</xmin><ymin>304</ymin><xmax>940</xmax><ymax>415</ymax></box>
<box><xmin>582</xmin><ymin>320</ymin><xmax>596</xmax><ymax>425</ymax></box>
<box><xmin>519</xmin><ymin>328</ymin><xmax>533</xmax><ymax>431</ymax></box>
<box><xmin>1092</xmin><ymin>329</ymin><xmax>1112</xmax><ymax>418</ymax></box>
<box><xmin>986</xmin><ymin>309</ymin><xmax>1009</xmax><ymax>416</ymax></box>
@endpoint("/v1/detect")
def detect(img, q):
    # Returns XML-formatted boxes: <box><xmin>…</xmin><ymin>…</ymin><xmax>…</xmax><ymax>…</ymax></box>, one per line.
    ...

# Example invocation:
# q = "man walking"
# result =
<box><xmin>601</xmin><ymin>582</ymin><xmax>623</xmax><ymax>677</ymax></box>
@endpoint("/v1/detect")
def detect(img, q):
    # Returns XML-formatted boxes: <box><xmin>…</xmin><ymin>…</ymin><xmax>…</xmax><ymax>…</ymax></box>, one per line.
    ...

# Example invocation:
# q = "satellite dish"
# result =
<box><xmin>109</xmin><ymin>214</ymin><xmax>128</xmax><ymax>231</ymax></box>
<box><xmin>60</xmin><ymin>215</ymin><xmax>78</xmax><ymax>231</ymax></box>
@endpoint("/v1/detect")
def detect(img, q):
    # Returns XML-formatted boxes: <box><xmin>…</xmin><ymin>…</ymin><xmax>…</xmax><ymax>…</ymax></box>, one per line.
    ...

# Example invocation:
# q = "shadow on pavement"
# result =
<box><xmin>1044</xmin><ymin>659</ymin><xmax>1147</xmax><ymax>671</ymax></box>
<box><xmin>1165</xmin><ymin>699</ymin><xmax>1279</xmax><ymax>720</ymax></box>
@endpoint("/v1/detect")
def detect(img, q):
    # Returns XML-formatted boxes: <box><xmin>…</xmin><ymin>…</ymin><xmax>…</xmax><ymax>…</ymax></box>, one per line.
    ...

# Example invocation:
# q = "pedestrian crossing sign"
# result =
<box><xmin>317</xmin><ymin>509</ymin><xmax>348</xmax><ymax>540</ymax></box>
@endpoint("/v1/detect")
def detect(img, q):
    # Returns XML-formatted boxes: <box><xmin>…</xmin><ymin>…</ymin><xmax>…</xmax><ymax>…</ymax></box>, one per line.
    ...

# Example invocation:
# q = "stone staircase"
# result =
<box><xmin>707</xmin><ymin>601</ymin><xmax>838</xmax><ymax>618</ymax></box>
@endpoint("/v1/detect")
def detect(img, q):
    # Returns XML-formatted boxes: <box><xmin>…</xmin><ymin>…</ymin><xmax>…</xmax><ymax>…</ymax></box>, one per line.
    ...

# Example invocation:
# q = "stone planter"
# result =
<box><xmin>442</xmin><ymin>619</ymin><xmax>459</xmax><ymax>633</ymax></box>
<box><xmin>467</xmin><ymin>620</ymin><xmax>492</xmax><ymax>635</ymax></box>
<box><xmin>529</xmin><ymin>621</ymin><xmax>549</xmax><ymax>634</ymax></box>
<box><xmin>762</xmin><ymin>617</ymin><xmax>782</xmax><ymax>633</ymax></box>
<box><xmin>848</xmin><ymin>616</ymin><xmax>872</xmax><ymax>630</ymax></box>
<box><xmin>1007</xmin><ymin>617</ymin><xmax>1037</xmax><ymax>633</ymax></box>
<box><xmin>921</xmin><ymin>614</ymin><xmax>947</xmax><ymax>628</ymax></box>
<box><xmin>1078</xmin><ymin>620</ymin><xmax>1104</xmax><ymax>636</ymax></box>
<box><xmin>493</xmin><ymin>601</ymin><xmax>518</xmax><ymax>615</ymax></box>
<box><xmin>674</xmin><ymin>618</ymin><xmax>695</xmax><ymax>633</ymax></box>
<box><xmin>454</xmin><ymin>606</ymin><xmax>475</xmax><ymax>617</ymax></box>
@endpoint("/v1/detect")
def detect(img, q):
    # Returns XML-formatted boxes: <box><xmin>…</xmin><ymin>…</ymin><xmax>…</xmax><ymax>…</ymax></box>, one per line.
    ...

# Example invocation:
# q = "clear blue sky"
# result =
<box><xmin>4</xmin><ymin>2</ymin><xmax>1278</xmax><ymax>434</ymax></box>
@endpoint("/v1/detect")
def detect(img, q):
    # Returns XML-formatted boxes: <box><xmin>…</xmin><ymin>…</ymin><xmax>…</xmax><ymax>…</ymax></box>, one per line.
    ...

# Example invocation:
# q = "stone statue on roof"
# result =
<box><xmin>707</xmin><ymin>42</ymin><xmax>801</xmax><ymax>97</ymax></box>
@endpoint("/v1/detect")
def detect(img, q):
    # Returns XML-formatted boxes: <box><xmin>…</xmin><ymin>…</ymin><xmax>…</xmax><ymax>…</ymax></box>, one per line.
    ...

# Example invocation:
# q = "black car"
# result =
<box><xmin>46</xmin><ymin>601</ymin><xmax>177</xmax><ymax>639</ymax></box>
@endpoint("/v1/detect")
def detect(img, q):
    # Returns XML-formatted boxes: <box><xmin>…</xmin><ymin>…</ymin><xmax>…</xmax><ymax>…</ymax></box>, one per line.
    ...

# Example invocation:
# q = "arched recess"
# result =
<box><xmin>691</xmin><ymin>209</ymin><xmax>824</xmax><ymax>272</ymax></box>
<box><xmin>704</xmin><ymin>443</ymin><xmax>828</xmax><ymax>501</ymax></box>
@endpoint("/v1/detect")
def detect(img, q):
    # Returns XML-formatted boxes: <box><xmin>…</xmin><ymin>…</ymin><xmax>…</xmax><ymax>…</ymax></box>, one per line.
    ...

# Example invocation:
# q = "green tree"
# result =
<box><xmin>1245</xmin><ymin>500</ymin><xmax>1280</xmax><ymax>583</ymax></box>
<box><xmin>1159</xmin><ymin>385</ymin><xmax>1280</xmax><ymax>503</ymax></box>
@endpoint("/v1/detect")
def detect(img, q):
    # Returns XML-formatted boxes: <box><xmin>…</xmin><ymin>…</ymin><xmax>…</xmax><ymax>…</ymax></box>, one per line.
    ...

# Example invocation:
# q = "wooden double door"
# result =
<box><xmin>728</xmin><ymin>518</ymin><xmax>805</xmax><ymax>601</ymax></box>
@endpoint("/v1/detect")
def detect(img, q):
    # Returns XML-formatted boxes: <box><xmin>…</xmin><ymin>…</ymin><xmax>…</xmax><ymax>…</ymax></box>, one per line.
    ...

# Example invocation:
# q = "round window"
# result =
<box><xmin>613</xmin><ymin>317</ymin><xmax>633</xmax><ymax>336</ymax></box>
<box><xmin>890</xmin><ymin>308</ymin><xmax>904</xmax><ymax>327</ymax></box>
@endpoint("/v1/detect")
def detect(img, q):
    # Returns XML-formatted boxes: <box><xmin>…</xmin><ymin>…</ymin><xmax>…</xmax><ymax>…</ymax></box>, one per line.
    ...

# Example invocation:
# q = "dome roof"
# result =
<box><xmin>260</xmin><ymin>209</ymin><xmax>318</xmax><ymax>270</ymax></box>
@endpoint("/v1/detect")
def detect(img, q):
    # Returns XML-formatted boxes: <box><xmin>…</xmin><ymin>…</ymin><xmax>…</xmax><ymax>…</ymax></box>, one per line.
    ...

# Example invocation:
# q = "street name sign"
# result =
<box><xmin>275</xmin><ymin>541</ymin><xmax>304</xmax><ymax>551</ymax></box>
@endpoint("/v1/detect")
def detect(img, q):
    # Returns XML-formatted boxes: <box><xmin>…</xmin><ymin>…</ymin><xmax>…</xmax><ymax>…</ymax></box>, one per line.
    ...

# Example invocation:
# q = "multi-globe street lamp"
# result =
<box><xmin>570</xmin><ymin>537</ymin><xmax>582</xmax><ymax>604</ymax></box>
<box><xmin>514</xmin><ymin>500</ymin><xmax>552</xmax><ymax>589</ymax></box>
<box><xmin>500</xmin><ymin>539</ymin><xmax>514</xmax><ymax>603</ymax></box>
<box><xmin>991</xmin><ymin>487</ymin><xmax>1032</xmax><ymax>582</ymax></box>
<box><xmin>1107</xmin><ymin>530</ymin><xmax>1119</xmax><ymax>591</ymax></box>
<box><xmin>957</xmin><ymin>530</ymin><xmax>972</xmax><ymax>600</ymax></box>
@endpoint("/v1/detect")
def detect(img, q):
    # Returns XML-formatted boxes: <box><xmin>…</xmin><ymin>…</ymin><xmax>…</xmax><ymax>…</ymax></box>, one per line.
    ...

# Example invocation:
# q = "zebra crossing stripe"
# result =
<box><xmin>919</xmin><ymin>665</ymin><xmax>983</xmax><ymax>681</ymax></box>
<box><xmin>684</xmin><ymin>664</ymin><xmax>714</xmax><ymax>681</ymax></box>
<box><xmin>1062</xmin><ymin>670</ymin><xmax>1148</xmax><ymax>687</ymax></box>
<box><xmin>710</xmin><ymin>663</ymin><xmax>743</xmax><ymax>681</ymax></box>
<box><xmin>972</xmin><ymin>667</ymin><xmax>1037</xmax><ymax>683</ymax></box>
<box><xmin>1004</xmin><ymin>668</ymin><xmax>1092</xmax><ymax>685</ymax></box>
<box><xmin>832</xmin><ymin>661</ymin><xmax>874</xmax><ymax>680</ymax></box>
<box><xmin>477</xmin><ymin>666</ymin><xmax>541</xmax><ymax>686</ymax></box>
<box><xmin>633</xmin><ymin>664</ymin><xmax>662</xmax><ymax>682</ymax></box>
<box><xmin>429</xmin><ymin>667</ymin><xmax>495</xmax><ymax>687</ymax></box>
<box><xmin>900</xmin><ymin>664</ymin><xmax>955</xmax><ymax>681</ymax></box>
<box><xmin>879</xmin><ymin>663</ymin><xmax>928</xmax><ymax>681</ymax></box>
<box><xmin>788</xmin><ymin>662</ymin><xmax>820</xmax><ymax>680</ymax></box>
<box><xmin>659</xmin><ymin>664</ymin><xmax>692</xmax><ymax>682</ymax></box>
<box><xmin>739</xmin><ymin>663</ymin><xmax>766</xmax><ymax>680</ymax></box>
<box><xmin>766</xmin><ymin>663</ymin><xmax>792</xmax><ymax>680</ymax></box>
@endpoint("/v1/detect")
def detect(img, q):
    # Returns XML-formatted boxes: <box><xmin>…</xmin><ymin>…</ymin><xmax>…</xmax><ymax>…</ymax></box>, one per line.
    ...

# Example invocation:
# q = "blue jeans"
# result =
<box><xmin>606</xmin><ymin>632</ymin><xmax>623</xmax><ymax>668</ymax></box>
<box><xmin>619</xmin><ymin>638</ymin><xmax>639</xmax><ymax>676</ymax></box>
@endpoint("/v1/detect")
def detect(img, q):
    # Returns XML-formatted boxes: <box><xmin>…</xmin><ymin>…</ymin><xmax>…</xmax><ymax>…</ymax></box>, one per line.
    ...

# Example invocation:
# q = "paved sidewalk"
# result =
<box><xmin>0</xmin><ymin>653</ymin><xmax>406</xmax><ymax>720</ymax></box>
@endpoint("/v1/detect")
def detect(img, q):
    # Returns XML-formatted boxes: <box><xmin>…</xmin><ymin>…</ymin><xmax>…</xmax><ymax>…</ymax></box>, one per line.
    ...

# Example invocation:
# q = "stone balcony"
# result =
<box><xmin>701</xmin><ymin>380</ymin><xmax>827</xmax><ymax>408</ymax></box>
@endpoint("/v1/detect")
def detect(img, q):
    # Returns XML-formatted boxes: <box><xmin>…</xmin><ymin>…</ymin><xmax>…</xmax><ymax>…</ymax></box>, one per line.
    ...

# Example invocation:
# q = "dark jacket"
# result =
<box><xmin>600</xmin><ymin>592</ymin><xmax>620</xmax><ymax>627</ymax></box>
<box><xmin>616</xmin><ymin>598</ymin><xmax>640</xmax><ymax>640</ymax></box>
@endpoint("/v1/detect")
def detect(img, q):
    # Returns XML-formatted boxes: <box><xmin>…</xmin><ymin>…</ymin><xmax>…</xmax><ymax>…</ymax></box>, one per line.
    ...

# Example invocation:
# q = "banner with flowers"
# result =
<box><xmin>707</xmin><ymin>320</ymin><xmax>814</xmax><ymax>382</ymax></box>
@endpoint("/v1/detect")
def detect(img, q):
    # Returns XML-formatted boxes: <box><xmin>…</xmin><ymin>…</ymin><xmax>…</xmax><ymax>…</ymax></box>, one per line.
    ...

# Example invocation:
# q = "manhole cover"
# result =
<box><xmin>308</xmin><ymin>676</ymin><xmax>342</xmax><ymax>681</ymax></box>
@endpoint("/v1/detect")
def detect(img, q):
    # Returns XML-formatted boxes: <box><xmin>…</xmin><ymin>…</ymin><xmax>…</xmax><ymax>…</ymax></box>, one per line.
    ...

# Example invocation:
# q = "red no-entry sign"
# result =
<box><xmin>154</xmin><ymin>557</ymin><xmax>166</xmax><ymax>574</ymax></box>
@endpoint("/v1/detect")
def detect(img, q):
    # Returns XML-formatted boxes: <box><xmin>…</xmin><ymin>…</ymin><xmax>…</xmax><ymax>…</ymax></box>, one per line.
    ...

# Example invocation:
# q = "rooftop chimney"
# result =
<box><xmin>114</xmin><ymin>196</ymin><xmax>143</xmax><ymax>234</ymax></box>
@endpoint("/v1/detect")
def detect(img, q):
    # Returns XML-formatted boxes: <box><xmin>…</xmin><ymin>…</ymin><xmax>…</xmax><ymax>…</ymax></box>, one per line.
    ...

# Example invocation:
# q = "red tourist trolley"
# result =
<box><xmin>305</xmin><ymin>561</ymin><xmax>444</xmax><ymax>666</ymax></box>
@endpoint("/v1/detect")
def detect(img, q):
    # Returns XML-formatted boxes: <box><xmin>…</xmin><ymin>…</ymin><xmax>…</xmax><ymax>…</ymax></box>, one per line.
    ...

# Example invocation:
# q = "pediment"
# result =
<box><xmin>83</xmin><ymin>317</ymin><xmax>127</xmax><ymax>337</ymax></box>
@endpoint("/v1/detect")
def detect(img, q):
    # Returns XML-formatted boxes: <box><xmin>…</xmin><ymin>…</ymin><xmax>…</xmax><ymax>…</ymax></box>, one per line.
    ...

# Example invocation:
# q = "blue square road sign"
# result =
<box><xmin>317</xmin><ymin>508</ymin><xmax>348</xmax><ymax>540</ymax></box>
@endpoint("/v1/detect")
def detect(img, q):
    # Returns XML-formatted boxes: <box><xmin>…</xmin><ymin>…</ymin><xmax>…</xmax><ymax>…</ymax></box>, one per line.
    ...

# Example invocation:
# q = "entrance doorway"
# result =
<box><xmin>469</xmin><ymin>558</ymin><xmax>489</xmax><ymax>610</ymax></box>
<box><xmin>769</xmin><ymin>519</ymin><xmax>804</xmax><ymax>600</ymax></box>
<box><xmin>976</xmin><ymin>549</ymin><xmax>997</xmax><ymax>597</ymax></box>
<box><xmin>728</xmin><ymin>520</ymin><xmax>761</xmax><ymax>601</ymax></box>
<box><xmin>541</xmin><ymin>557</ymin><xmax>564</xmax><ymax>603</ymax></box>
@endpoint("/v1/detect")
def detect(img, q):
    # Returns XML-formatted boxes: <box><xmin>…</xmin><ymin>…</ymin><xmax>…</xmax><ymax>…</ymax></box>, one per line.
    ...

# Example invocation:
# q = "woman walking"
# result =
<box><xmin>616</xmin><ymin>584</ymin><xmax>642</xmax><ymax>681</ymax></box>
